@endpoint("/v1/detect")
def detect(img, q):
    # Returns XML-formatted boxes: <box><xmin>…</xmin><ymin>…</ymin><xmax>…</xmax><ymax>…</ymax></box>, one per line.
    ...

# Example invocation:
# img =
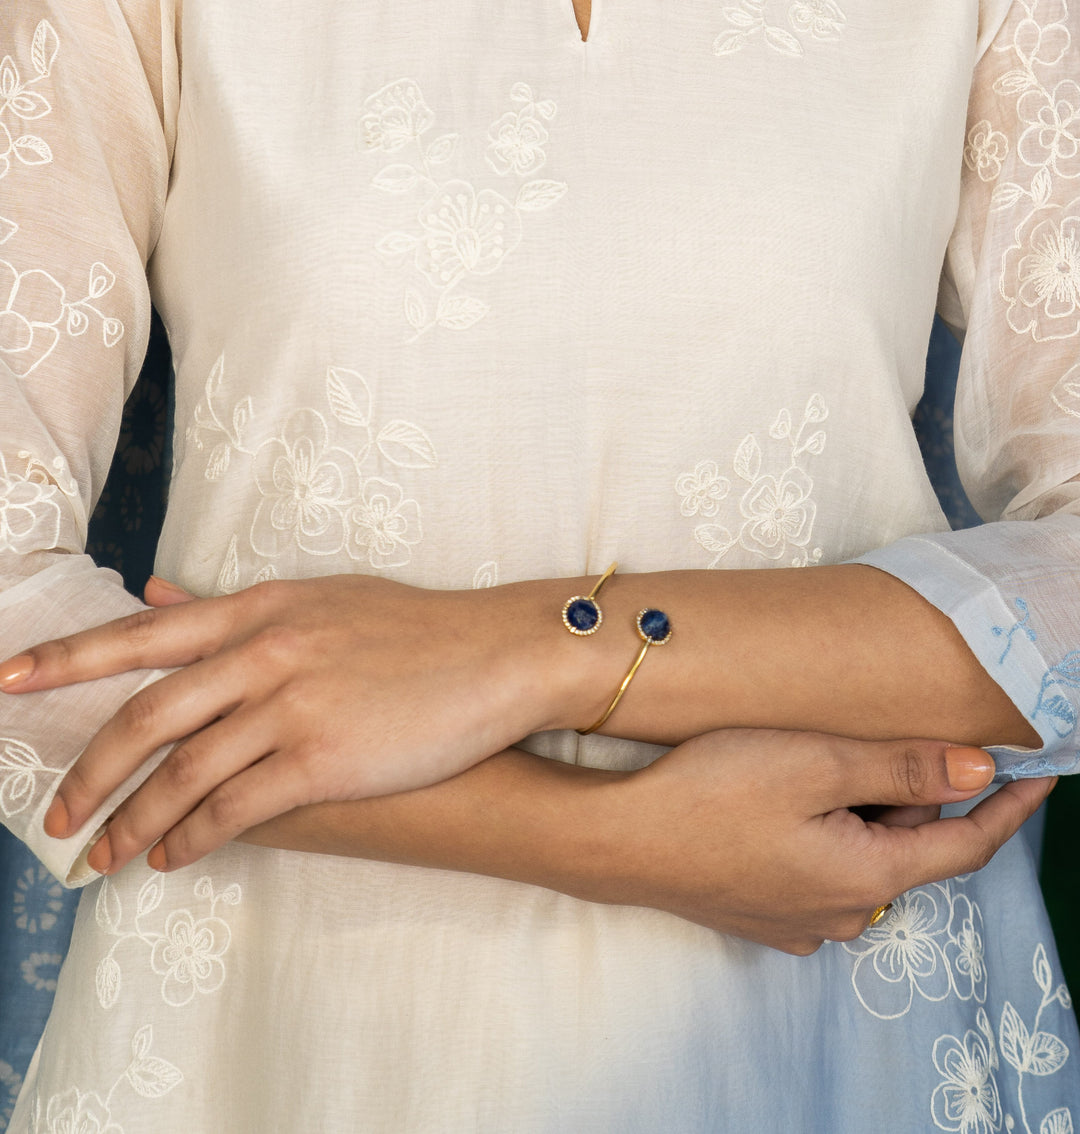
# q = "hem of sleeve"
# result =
<box><xmin>852</xmin><ymin>537</ymin><xmax>1077</xmax><ymax>779</ymax></box>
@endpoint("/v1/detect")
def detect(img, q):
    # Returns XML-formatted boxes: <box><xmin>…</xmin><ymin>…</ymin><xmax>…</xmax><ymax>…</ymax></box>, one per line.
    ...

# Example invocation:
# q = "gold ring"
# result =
<box><xmin>869</xmin><ymin>903</ymin><xmax>894</xmax><ymax>927</ymax></box>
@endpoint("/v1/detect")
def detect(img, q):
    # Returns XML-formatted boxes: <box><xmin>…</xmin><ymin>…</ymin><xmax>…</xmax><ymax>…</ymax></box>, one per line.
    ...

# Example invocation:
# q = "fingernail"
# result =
<box><xmin>946</xmin><ymin>746</ymin><xmax>995</xmax><ymax>792</ymax></box>
<box><xmin>147</xmin><ymin>843</ymin><xmax>168</xmax><ymax>872</ymax></box>
<box><xmin>0</xmin><ymin>655</ymin><xmax>33</xmax><ymax>688</ymax></box>
<box><xmin>43</xmin><ymin>795</ymin><xmax>69</xmax><ymax>839</ymax></box>
<box><xmin>87</xmin><ymin>834</ymin><xmax>113</xmax><ymax>875</ymax></box>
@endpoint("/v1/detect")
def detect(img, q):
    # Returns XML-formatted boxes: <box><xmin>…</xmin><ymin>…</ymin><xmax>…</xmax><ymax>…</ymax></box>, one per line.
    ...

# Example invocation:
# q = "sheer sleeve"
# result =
<box><xmin>856</xmin><ymin>0</ymin><xmax>1080</xmax><ymax>778</ymax></box>
<box><xmin>0</xmin><ymin>0</ymin><xmax>179</xmax><ymax>884</ymax></box>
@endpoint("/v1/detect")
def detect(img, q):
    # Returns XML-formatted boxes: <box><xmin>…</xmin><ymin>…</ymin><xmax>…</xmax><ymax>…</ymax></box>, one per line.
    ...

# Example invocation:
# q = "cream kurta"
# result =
<box><xmin>2</xmin><ymin>1</ymin><xmax>1080</xmax><ymax>1130</ymax></box>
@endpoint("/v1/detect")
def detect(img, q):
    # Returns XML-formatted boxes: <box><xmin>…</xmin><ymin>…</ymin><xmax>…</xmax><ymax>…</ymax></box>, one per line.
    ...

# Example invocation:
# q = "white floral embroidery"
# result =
<box><xmin>472</xmin><ymin>561</ymin><xmax>498</xmax><ymax>589</ymax></box>
<box><xmin>32</xmin><ymin>1026</ymin><xmax>183</xmax><ymax>1133</ymax></box>
<box><xmin>13</xmin><ymin>860</ymin><xmax>64</xmax><ymax>933</ymax></box>
<box><xmin>486</xmin><ymin>83</ymin><xmax>557</xmax><ymax>176</ymax></box>
<box><xmin>714</xmin><ymin>0</ymin><xmax>846</xmax><ymax>58</ymax></box>
<box><xmin>0</xmin><ymin>258</ymin><xmax>124</xmax><ymax>378</ymax></box>
<box><xmin>966</xmin><ymin>120</ymin><xmax>1011</xmax><ymax>181</ymax></box>
<box><xmin>682</xmin><ymin>394</ymin><xmax>825</xmax><ymax>567</ymax></box>
<box><xmin>1050</xmin><ymin>359</ymin><xmax>1080</xmax><ymax>417</ymax></box>
<box><xmin>0</xmin><ymin>735</ymin><xmax>62</xmax><ymax>819</ymax></box>
<box><xmin>364</xmin><ymin>79</ymin><xmax>566</xmax><ymax>338</ymax></box>
<box><xmin>988</xmin><ymin>2</ymin><xmax>1080</xmax><ymax>346</ymax></box>
<box><xmin>931</xmin><ymin>1010</ymin><xmax>1003</xmax><ymax>1134</ymax></box>
<box><xmin>0</xmin><ymin>20</ymin><xmax>59</xmax><ymax>188</ymax></box>
<box><xmin>93</xmin><ymin>873</ymin><xmax>240</xmax><ymax>1011</ymax></box>
<box><xmin>185</xmin><ymin>358</ymin><xmax>438</xmax><ymax>585</ymax></box>
<box><xmin>0</xmin><ymin>449</ymin><xmax>61</xmax><ymax>553</ymax></box>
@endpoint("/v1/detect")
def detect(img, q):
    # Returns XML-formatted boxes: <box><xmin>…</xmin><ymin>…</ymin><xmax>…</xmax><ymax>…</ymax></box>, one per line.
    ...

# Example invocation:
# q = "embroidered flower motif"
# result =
<box><xmin>931</xmin><ymin>1027</ymin><xmax>1002</xmax><ymax>1134</ymax></box>
<box><xmin>965</xmin><ymin>120</ymin><xmax>1010</xmax><ymax>181</ymax></box>
<box><xmin>346</xmin><ymin>477</ymin><xmax>422</xmax><ymax>569</ymax></box>
<box><xmin>0</xmin><ymin>259</ymin><xmax>63</xmax><ymax>376</ymax></box>
<box><xmin>945</xmin><ymin>894</ymin><xmax>988</xmax><ymax>1003</ymax></box>
<box><xmin>149</xmin><ymin>908</ymin><xmax>231</xmax><ymax>1008</ymax></box>
<box><xmin>1</xmin><ymin>1060</ymin><xmax>21</xmax><ymax>1126</ymax></box>
<box><xmin>0</xmin><ymin>735</ymin><xmax>61</xmax><ymax>818</ymax></box>
<box><xmin>1001</xmin><ymin>198</ymin><xmax>1080</xmax><ymax>341</ymax></box>
<box><xmin>0</xmin><ymin>449</ymin><xmax>62</xmax><ymax>554</ymax></box>
<box><xmin>788</xmin><ymin>0</ymin><xmax>846</xmax><ymax>39</ymax></box>
<box><xmin>361</xmin><ymin>79</ymin><xmax>434</xmax><ymax>153</ymax></box>
<box><xmin>1010</xmin><ymin>6</ymin><xmax>1072</xmax><ymax>68</ymax></box>
<box><xmin>250</xmin><ymin>408</ymin><xmax>360</xmax><ymax>558</ymax></box>
<box><xmin>42</xmin><ymin>1087</ymin><xmax>121</xmax><ymax>1134</ymax></box>
<box><xmin>0</xmin><ymin>20</ymin><xmax>58</xmax><ymax>185</ymax></box>
<box><xmin>414</xmin><ymin>180</ymin><xmax>523</xmax><ymax>287</ymax></box>
<box><xmin>739</xmin><ymin>466</ymin><xmax>816</xmax><ymax>558</ymax></box>
<box><xmin>675</xmin><ymin>460</ymin><xmax>730</xmax><ymax>518</ymax></box>
<box><xmin>1017</xmin><ymin>80</ymin><xmax>1080</xmax><ymax>178</ymax></box>
<box><xmin>1041</xmin><ymin>1109</ymin><xmax>1076</xmax><ymax>1134</ymax></box>
<box><xmin>844</xmin><ymin>886</ymin><xmax>953</xmax><ymax>1019</ymax></box>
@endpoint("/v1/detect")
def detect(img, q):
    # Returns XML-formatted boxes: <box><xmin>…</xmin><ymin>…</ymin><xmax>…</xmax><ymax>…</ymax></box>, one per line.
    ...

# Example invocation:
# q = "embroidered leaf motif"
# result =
<box><xmin>694</xmin><ymin>523</ymin><xmax>734</xmax><ymax>553</ymax></box>
<box><xmin>0</xmin><ymin>57</ymin><xmax>19</xmax><ymax>98</ymax></box>
<box><xmin>8</xmin><ymin>91</ymin><xmax>50</xmax><ymax>120</ymax></box>
<box><xmin>12</xmin><ymin>134</ymin><xmax>51</xmax><ymax>164</ymax></box>
<box><xmin>206</xmin><ymin>443</ymin><xmax>231</xmax><ymax>480</ymax></box>
<box><xmin>218</xmin><ymin>883</ymin><xmax>242</xmax><ymax>906</ymax></box>
<box><xmin>217</xmin><ymin>535</ymin><xmax>240</xmax><ymax>594</ymax></box>
<box><xmin>136</xmin><ymin>875</ymin><xmax>164</xmax><ymax>920</ymax></box>
<box><xmin>88</xmin><ymin>262</ymin><xmax>115</xmax><ymax>299</ymax></box>
<box><xmin>1051</xmin><ymin>653</ymin><xmax>1080</xmax><ymax>686</ymax></box>
<box><xmin>714</xmin><ymin>29</ymin><xmax>750</xmax><ymax>55</ymax></box>
<box><xmin>31</xmin><ymin>21</ymin><xmax>59</xmax><ymax>78</ymax></box>
<box><xmin>375</xmin><ymin>231</ymin><xmax>417</xmax><ymax>258</ymax></box>
<box><xmin>0</xmin><ymin>216</ymin><xmax>17</xmax><ymax>243</ymax></box>
<box><xmin>254</xmin><ymin>565</ymin><xmax>278</xmax><ymax>583</ymax></box>
<box><xmin>127</xmin><ymin>1056</ymin><xmax>183</xmax><ymax>1099</ymax></box>
<box><xmin>1034</xmin><ymin>943</ymin><xmax>1053</xmax><ymax>995</ymax></box>
<box><xmin>1041</xmin><ymin>1108</ymin><xmax>1074</xmax><ymax>1134</ymax></box>
<box><xmin>425</xmin><ymin>133</ymin><xmax>458</xmax><ymax>165</ymax></box>
<box><xmin>1000</xmin><ymin>1000</ymin><xmax>1031</xmax><ymax>1072</ymax></box>
<box><xmin>798</xmin><ymin>430</ymin><xmax>826</xmax><ymax>457</ymax></box>
<box><xmin>435</xmin><ymin>293</ymin><xmax>489</xmax><ymax>330</ymax></box>
<box><xmin>804</xmin><ymin>393</ymin><xmax>828</xmax><ymax>422</ymax></box>
<box><xmin>326</xmin><ymin>367</ymin><xmax>372</xmax><ymax>428</ymax></box>
<box><xmin>102</xmin><ymin>318</ymin><xmax>124</xmax><ymax>348</ymax></box>
<box><xmin>992</xmin><ymin>182</ymin><xmax>1026</xmax><ymax>211</ymax></box>
<box><xmin>403</xmin><ymin>288</ymin><xmax>428</xmax><ymax>331</ymax></box>
<box><xmin>723</xmin><ymin>7</ymin><xmax>760</xmax><ymax>29</ymax></box>
<box><xmin>536</xmin><ymin>99</ymin><xmax>557</xmax><ymax>121</ymax></box>
<box><xmin>733</xmin><ymin>434</ymin><xmax>761</xmax><ymax>482</ymax></box>
<box><xmin>1057</xmin><ymin>985</ymin><xmax>1073</xmax><ymax>1011</ymax></box>
<box><xmin>769</xmin><ymin>407</ymin><xmax>791</xmax><ymax>439</ymax></box>
<box><xmin>515</xmin><ymin>179</ymin><xmax>567</xmax><ymax>211</ymax></box>
<box><xmin>764</xmin><ymin>25</ymin><xmax>803</xmax><ymax>56</ymax></box>
<box><xmin>95</xmin><ymin>954</ymin><xmax>121</xmax><ymax>1009</ymax></box>
<box><xmin>1027</xmin><ymin>1031</ymin><xmax>1070</xmax><ymax>1077</ymax></box>
<box><xmin>1032</xmin><ymin>167</ymin><xmax>1053</xmax><ymax>208</ymax></box>
<box><xmin>510</xmin><ymin>82</ymin><xmax>533</xmax><ymax>104</ymax></box>
<box><xmin>193</xmin><ymin>876</ymin><xmax>214</xmax><ymax>900</ymax></box>
<box><xmin>377</xmin><ymin>420</ymin><xmax>438</xmax><ymax>469</ymax></box>
<box><xmin>232</xmin><ymin>397</ymin><xmax>253</xmax><ymax>440</ymax></box>
<box><xmin>95</xmin><ymin>881</ymin><xmax>122</xmax><ymax>934</ymax></box>
<box><xmin>131</xmin><ymin>1024</ymin><xmax>153</xmax><ymax>1061</ymax></box>
<box><xmin>372</xmin><ymin>164</ymin><xmax>420</xmax><ymax>193</ymax></box>
<box><xmin>0</xmin><ymin>739</ymin><xmax>50</xmax><ymax>817</ymax></box>
<box><xmin>207</xmin><ymin>354</ymin><xmax>226</xmax><ymax>399</ymax></box>
<box><xmin>66</xmin><ymin>307</ymin><xmax>89</xmax><ymax>336</ymax></box>
<box><xmin>994</xmin><ymin>69</ymin><xmax>1038</xmax><ymax>96</ymax></box>
<box><xmin>473</xmin><ymin>561</ymin><xmax>498</xmax><ymax>589</ymax></box>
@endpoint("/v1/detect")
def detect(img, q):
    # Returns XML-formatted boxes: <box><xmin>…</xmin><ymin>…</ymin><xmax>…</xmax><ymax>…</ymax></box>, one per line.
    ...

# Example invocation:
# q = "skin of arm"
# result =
<box><xmin>0</xmin><ymin>562</ymin><xmax>1041</xmax><ymax>881</ymax></box>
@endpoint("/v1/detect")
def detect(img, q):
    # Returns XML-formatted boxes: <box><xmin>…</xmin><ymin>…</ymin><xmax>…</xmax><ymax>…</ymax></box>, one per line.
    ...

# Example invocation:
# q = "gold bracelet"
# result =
<box><xmin>561</xmin><ymin>562</ymin><xmax>618</xmax><ymax>636</ymax></box>
<box><xmin>577</xmin><ymin>608</ymin><xmax>672</xmax><ymax>736</ymax></box>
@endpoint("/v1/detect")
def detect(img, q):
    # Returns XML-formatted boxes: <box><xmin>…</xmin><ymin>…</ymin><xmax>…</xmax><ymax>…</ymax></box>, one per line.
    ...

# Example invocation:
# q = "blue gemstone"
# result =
<box><xmin>566</xmin><ymin>598</ymin><xmax>600</xmax><ymax>632</ymax></box>
<box><xmin>638</xmin><ymin>608</ymin><xmax>671</xmax><ymax>643</ymax></box>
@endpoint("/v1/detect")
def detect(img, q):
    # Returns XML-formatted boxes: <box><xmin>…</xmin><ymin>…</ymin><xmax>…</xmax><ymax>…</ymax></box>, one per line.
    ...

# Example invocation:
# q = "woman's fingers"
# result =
<box><xmin>144</xmin><ymin>575</ymin><xmax>197</xmax><ymax>607</ymax></box>
<box><xmin>44</xmin><ymin>650</ymin><xmax>257</xmax><ymax>838</ymax></box>
<box><xmin>88</xmin><ymin>703</ymin><xmax>282</xmax><ymax>874</ymax></box>
<box><xmin>878</xmin><ymin>776</ymin><xmax>1057</xmax><ymax>895</ymax></box>
<box><xmin>0</xmin><ymin>594</ymin><xmax>232</xmax><ymax>694</ymax></box>
<box><xmin>148</xmin><ymin>751</ymin><xmax>321</xmax><ymax>873</ymax></box>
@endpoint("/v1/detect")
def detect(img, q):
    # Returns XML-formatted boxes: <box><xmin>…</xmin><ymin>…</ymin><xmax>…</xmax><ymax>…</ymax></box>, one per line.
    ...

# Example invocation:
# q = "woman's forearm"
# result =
<box><xmin>526</xmin><ymin>563</ymin><xmax>1040</xmax><ymax>749</ymax></box>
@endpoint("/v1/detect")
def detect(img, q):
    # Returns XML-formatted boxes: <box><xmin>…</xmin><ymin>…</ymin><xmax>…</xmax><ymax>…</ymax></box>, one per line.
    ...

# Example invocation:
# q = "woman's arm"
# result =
<box><xmin>237</xmin><ymin>731</ymin><xmax>1055</xmax><ymax>955</ymax></box>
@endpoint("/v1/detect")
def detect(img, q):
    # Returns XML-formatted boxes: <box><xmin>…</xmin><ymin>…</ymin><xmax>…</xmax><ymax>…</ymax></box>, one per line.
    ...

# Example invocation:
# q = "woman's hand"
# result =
<box><xmin>0</xmin><ymin>574</ymin><xmax>575</xmax><ymax>874</ymax></box>
<box><xmin>581</xmin><ymin>729</ymin><xmax>1054</xmax><ymax>953</ymax></box>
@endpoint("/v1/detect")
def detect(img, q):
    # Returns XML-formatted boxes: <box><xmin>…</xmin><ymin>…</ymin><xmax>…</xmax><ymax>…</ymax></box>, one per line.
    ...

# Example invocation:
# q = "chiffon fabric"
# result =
<box><xmin>2</xmin><ymin>1</ymin><xmax>1079</xmax><ymax>1129</ymax></box>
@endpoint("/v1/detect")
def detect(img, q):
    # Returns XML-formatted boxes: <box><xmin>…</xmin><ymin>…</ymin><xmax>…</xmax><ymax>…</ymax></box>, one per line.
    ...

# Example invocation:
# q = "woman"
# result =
<box><xmin>0</xmin><ymin>0</ymin><xmax>1077</xmax><ymax>1128</ymax></box>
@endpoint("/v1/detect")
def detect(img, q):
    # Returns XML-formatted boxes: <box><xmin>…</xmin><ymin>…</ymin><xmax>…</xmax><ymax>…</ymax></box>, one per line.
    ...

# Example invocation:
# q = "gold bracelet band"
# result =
<box><xmin>577</xmin><ymin>608</ymin><xmax>672</xmax><ymax>736</ymax></box>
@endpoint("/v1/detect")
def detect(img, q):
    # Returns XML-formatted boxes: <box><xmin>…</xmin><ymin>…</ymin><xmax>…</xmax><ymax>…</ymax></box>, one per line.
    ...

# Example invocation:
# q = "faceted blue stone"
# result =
<box><xmin>639</xmin><ymin>608</ymin><xmax>671</xmax><ymax>643</ymax></box>
<box><xmin>566</xmin><ymin>598</ymin><xmax>600</xmax><ymax>632</ymax></box>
